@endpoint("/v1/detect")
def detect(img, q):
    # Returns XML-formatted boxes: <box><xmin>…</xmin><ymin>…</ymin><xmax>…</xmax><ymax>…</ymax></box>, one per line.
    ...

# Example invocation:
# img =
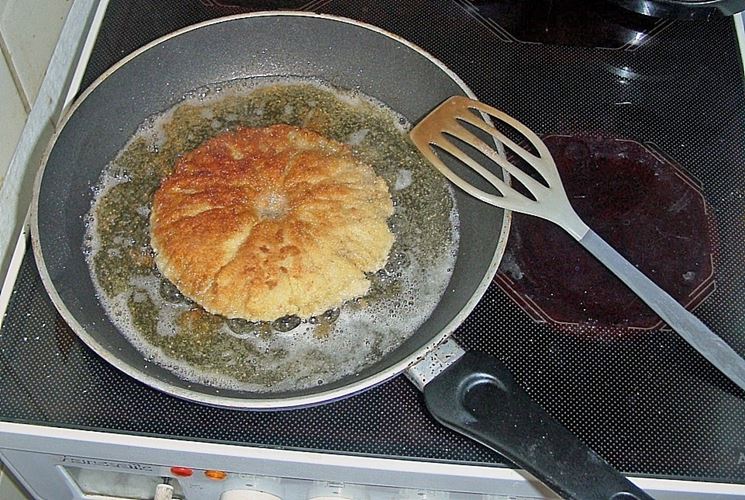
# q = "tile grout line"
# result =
<box><xmin>0</xmin><ymin>30</ymin><xmax>31</xmax><ymax>113</ymax></box>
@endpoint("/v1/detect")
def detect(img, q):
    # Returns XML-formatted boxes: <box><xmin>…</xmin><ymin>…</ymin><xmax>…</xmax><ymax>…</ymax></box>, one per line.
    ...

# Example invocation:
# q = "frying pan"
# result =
<box><xmin>32</xmin><ymin>12</ymin><xmax>651</xmax><ymax>500</ymax></box>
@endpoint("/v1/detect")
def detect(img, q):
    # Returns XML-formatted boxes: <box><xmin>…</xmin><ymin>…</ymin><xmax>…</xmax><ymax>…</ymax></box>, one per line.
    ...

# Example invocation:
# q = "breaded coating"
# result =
<box><xmin>150</xmin><ymin>124</ymin><xmax>394</xmax><ymax>321</ymax></box>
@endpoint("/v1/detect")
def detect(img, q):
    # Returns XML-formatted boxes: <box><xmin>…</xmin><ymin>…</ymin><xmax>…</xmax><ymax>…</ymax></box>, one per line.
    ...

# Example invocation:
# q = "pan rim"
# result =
<box><xmin>31</xmin><ymin>10</ymin><xmax>512</xmax><ymax>409</ymax></box>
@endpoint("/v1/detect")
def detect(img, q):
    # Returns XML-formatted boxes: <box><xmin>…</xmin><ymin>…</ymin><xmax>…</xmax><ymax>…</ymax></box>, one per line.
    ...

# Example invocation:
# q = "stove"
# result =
<box><xmin>1</xmin><ymin>0</ymin><xmax>745</xmax><ymax>499</ymax></box>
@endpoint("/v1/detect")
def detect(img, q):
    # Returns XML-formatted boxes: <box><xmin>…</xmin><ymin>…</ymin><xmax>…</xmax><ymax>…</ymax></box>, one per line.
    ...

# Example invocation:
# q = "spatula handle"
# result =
<box><xmin>424</xmin><ymin>351</ymin><xmax>653</xmax><ymax>500</ymax></box>
<box><xmin>579</xmin><ymin>229</ymin><xmax>745</xmax><ymax>392</ymax></box>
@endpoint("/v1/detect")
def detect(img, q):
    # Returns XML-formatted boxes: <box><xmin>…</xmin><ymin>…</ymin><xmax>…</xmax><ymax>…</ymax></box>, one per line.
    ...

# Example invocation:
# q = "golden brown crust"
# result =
<box><xmin>150</xmin><ymin>124</ymin><xmax>394</xmax><ymax>321</ymax></box>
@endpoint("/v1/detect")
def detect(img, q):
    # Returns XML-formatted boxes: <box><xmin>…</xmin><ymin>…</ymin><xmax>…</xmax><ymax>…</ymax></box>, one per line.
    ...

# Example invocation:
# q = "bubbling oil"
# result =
<box><xmin>85</xmin><ymin>78</ymin><xmax>459</xmax><ymax>392</ymax></box>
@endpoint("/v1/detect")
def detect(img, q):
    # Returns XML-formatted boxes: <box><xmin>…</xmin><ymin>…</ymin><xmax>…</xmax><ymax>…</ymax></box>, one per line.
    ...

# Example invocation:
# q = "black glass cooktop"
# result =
<box><xmin>2</xmin><ymin>0</ymin><xmax>745</xmax><ymax>485</ymax></box>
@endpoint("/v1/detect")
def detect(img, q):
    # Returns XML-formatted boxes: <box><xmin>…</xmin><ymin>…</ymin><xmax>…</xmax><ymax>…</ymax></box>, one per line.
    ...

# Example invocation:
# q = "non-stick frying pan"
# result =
<box><xmin>32</xmin><ymin>12</ymin><xmax>651</xmax><ymax>500</ymax></box>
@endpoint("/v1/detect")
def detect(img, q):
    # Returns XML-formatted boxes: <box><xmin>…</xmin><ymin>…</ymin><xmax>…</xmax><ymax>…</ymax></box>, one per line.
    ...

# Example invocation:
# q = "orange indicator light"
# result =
<box><xmin>204</xmin><ymin>469</ymin><xmax>228</xmax><ymax>480</ymax></box>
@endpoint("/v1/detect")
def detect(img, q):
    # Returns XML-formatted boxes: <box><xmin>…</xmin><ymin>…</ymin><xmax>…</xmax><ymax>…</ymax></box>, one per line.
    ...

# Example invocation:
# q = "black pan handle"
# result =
<box><xmin>423</xmin><ymin>351</ymin><xmax>653</xmax><ymax>500</ymax></box>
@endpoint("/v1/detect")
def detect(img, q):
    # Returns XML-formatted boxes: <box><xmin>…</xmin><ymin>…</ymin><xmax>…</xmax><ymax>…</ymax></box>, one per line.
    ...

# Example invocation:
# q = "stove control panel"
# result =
<box><xmin>0</xmin><ymin>448</ymin><xmax>522</xmax><ymax>500</ymax></box>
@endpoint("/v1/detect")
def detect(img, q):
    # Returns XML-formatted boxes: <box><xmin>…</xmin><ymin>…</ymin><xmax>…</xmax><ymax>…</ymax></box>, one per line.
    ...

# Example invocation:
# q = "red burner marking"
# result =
<box><xmin>495</xmin><ymin>135</ymin><xmax>717</xmax><ymax>336</ymax></box>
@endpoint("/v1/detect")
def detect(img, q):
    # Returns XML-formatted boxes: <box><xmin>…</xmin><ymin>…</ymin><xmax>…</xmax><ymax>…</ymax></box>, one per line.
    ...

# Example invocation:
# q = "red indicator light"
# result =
<box><xmin>170</xmin><ymin>466</ymin><xmax>193</xmax><ymax>477</ymax></box>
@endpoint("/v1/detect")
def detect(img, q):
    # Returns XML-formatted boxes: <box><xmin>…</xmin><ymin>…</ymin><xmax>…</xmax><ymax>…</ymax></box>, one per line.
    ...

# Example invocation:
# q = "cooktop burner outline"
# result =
<box><xmin>458</xmin><ymin>0</ymin><xmax>676</xmax><ymax>50</ymax></box>
<box><xmin>494</xmin><ymin>135</ymin><xmax>717</xmax><ymax>334</ymax></box>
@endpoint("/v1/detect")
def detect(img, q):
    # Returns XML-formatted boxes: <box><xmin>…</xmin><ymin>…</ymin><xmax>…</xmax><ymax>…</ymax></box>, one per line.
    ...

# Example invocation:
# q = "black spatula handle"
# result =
<box><xmin>423</xmin><ymin>351</ymin><xmax>653</xmax><ymax>500</ymax></box>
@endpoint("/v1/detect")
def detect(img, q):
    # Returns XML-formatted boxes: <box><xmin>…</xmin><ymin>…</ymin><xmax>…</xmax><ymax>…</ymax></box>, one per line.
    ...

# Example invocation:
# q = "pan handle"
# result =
<box><xmin>423</xmin><ymin>351</ymin><xmax>653</xmax><ymax>500</ymax></box>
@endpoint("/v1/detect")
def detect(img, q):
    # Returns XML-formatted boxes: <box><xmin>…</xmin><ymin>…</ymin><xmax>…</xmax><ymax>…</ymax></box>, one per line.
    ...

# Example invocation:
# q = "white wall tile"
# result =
<box><xmin>0</xmin><ymin>52</ymin><xmax>27</xmax><ymax>189</ymax></box>
<box><xmin>0</xmin><ymin>0</ymin><xmax>73</xmax><ymax>105</ymax></box>
<box><xmin>0</xmin><ymin>0</ymin><xmax>98</xmax><ymax>287</ymax></box>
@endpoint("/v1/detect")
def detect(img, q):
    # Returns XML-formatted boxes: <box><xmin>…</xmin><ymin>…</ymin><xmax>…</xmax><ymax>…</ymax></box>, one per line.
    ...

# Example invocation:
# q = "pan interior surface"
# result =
<box><xmin>85</xmin><ymin>77</ymin><xmax>461</xmax><ymax>393</ymax></box>
<box><xmin>33</xmin><ymin>13</ymin><xmax>506</xmax><ymax>407</ymax></box>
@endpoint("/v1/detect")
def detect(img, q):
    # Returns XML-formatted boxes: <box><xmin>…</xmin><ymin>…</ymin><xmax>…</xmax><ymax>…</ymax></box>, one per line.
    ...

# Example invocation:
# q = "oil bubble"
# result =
<box><xmin>272</xmin><ymin>315</ymin><xmax>301</xmax><ymax>332</ymax></box>
<box><xmin>159</xmin><ymin>280</ymin><xmax>189</xmax><ymax>304</ymax></box>
<box><xmin>227</xmin><ymin>318</ymin><xmax>261</xmax><ymax>336</ymax></box>
<box><xmin>321</xmin><ymin>308</ymin><xmax>340</xmax><ymax>323</ymax></box>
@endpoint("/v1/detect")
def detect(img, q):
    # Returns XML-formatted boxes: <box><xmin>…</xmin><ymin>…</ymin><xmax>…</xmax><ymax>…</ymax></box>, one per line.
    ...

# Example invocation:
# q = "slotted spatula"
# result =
<box><xmin>411</xmin><ymin>95</ymin><xmax>745</xmax><ymax>393</ymax></box>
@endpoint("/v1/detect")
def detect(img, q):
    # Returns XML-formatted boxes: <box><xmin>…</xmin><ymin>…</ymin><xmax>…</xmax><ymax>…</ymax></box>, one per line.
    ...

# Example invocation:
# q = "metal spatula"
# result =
<box><xmin>411</xmin><ymin>95</ymin><xmax>745</xmax><ymax>393</ymax></box>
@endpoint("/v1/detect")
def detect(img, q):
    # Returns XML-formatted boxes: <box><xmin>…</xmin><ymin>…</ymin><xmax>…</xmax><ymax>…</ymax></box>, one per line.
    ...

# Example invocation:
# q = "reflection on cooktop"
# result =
<box><xmin>467</xmin><ymin>0</ymin><xmax>672</xmax><ymax>49</ymax></box>
<box><xmin>198</xmin><ymin>0</ymin><xmax>310</xmax><ymax>8</ymax></box>
<box><xmin>495</xmin><ymin>134</ymin><xmax>717</xmax><ymax>335</ymax></box>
